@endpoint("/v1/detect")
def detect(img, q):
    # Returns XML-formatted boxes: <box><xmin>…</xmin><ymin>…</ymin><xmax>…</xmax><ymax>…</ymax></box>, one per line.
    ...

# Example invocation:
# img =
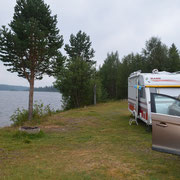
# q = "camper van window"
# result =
<box><xmin>150</xmin><ymin>88</ymin><xmax>157</xmax><ymax>93</ymax></box>
<box><xmin>139</xmin><ymin>87</ymin><xmax>145</xmax><ymax>98</ymax></box>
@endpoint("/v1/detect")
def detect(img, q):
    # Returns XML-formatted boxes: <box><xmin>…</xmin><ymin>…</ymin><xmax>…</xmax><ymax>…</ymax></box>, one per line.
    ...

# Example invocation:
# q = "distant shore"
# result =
<box><xmin>0</xmin><ymin>84</ymin><xmax>58</xmax><ymax>92</ymax></box>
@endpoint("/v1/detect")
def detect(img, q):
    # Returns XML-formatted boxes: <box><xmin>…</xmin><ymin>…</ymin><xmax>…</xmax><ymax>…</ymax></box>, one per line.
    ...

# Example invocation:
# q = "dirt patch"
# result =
<box><xmin>41</xmin><ymin>116</ymin><xmax>96</xmax><ymax>133</ymax></box>
<box><xmin>41</xmin><ymin>125</ymin><xmax>68</xmax><ymax>132</ymax></box>
<box><xmin>41</xmin><ymin>124</ymin><xmax>79</xmax><ymax>133</ymax></box>
<box><xmin>62</xmin><ymin>117</ymin><xmax>95</xmax><ymax>124</ymax></box>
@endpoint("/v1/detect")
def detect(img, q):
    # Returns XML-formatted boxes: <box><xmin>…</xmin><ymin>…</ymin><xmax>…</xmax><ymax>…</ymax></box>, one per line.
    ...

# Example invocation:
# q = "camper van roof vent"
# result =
<box><xmin>152</xmin><ymin>69</ymin><xmax>171</xmax><ymax>74</ymax></box>
<box><xmin>152</xmin><ymin>69</ymin><xmax>159</xmax><ymax>74</ymax></box>
<box><xmin>130</xmin><ymin>70</ymin><xmax>141</xmax><ymax>77</ymax></box>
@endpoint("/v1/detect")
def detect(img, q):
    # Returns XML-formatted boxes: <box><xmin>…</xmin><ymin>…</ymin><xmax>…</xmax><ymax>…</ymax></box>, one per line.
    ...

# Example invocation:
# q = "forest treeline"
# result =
<box><xmin>98</xmin><ymin>37</ymin><xmax>180</xmax><ymax>101</ymax></box>
<box><xmin>33</xmin><ymin>86</ymin><xmax>58</xmax><ymax>92</ymax></box>
<box><xmin>54</xmin><ymin>35</ymin><xmax>180</xmax><ymax>109</ymax></box>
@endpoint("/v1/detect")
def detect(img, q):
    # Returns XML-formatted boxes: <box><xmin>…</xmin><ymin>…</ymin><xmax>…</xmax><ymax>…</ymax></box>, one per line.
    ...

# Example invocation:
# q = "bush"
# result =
<box><xmin>10</xmin><ymin>101</ymin><xmax>55</xmax><ymax>126</ymax></box>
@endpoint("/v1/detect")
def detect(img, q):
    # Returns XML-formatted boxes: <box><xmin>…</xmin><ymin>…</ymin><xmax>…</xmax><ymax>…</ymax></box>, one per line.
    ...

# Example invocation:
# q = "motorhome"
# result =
<box><xmin>128</xmin><ymin>69</ymin><xmax>180</xmax><ymax>125</ymax></box>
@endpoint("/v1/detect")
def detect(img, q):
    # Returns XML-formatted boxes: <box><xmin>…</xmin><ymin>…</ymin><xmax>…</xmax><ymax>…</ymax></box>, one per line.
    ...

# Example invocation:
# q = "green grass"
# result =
<box><xmin>0</xmin><ymin>101</ymin><xmax>180</xmax><ymax>180</ymax></box>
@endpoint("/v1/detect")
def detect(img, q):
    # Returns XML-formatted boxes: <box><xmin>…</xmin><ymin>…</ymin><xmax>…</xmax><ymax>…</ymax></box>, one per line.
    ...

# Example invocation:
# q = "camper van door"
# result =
<box><xmin>151</xmin><ymin>93</ymin><xmax>180</xmax><ymax>155</ymax></box>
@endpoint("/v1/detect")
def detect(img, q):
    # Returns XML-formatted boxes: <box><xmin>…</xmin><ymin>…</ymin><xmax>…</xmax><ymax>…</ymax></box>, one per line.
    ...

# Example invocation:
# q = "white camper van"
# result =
<box><xmin>128</xmin><ymin>69</ymin><xmax>180</xmax><ymax>125</ymax></box>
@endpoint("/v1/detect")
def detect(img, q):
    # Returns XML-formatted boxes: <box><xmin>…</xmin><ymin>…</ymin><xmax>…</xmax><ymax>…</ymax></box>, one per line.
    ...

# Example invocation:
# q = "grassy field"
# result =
<box><xmin>0</xmin><ymin>101</ymin><xmax>180</xmax><ymax>180</ymax></box>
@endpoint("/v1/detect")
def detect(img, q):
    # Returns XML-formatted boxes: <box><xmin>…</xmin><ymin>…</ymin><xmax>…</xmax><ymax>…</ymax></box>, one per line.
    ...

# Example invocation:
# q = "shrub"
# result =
<box><xmin>10</xmin><ymin>101</ymin><xmax>55</xmax><ymax>126</ymax></box>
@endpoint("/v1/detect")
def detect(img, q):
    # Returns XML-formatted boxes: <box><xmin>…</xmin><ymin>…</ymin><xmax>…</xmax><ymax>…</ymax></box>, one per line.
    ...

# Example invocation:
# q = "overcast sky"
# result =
<box><xmin>1</xmin><ymin>0</ymin><xmax>180</xmax><ymax>87</ymax></box>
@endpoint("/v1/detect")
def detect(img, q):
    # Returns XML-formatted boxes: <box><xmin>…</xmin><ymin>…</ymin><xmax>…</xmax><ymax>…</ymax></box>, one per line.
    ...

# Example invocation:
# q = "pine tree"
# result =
<box><xmin>0</xmin><ymin>0</ymin><xmax>63</xmax><ymax>120</ymax></box>
<box><xmin>54</xmin><ymin>57</ymin><xmax>96</xmax><ymax>108</ymax></box>
<box><xmin>99</xmin><ymin>51</ymin><xmax>120</xmax><ymax>99</ymax></box>
<box><xmin>64</xmin><ymin>30</ymin><xmax>95</xmax><ymax>64</ymax></box>
<box><xmin>142</xmin><ymin>37</ymin><xmax>168</xmax><ymax>71</ymax></box>
<box><xmin>55</xmin><ymin>31</ymin><xmax>97</xmax><ymax>108</ymax></box>
<box><xmin>168</xmin><ymin>43</ymin><xmax>180</xmax><ymax>72</ymax></box>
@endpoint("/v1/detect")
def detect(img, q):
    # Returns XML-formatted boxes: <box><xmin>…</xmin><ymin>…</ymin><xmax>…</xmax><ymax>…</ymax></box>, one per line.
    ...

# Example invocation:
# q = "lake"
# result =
<box><xmin>0</xmin><ymin>91</ymin><xmax>62</xmax><ymax>127</ymax></box>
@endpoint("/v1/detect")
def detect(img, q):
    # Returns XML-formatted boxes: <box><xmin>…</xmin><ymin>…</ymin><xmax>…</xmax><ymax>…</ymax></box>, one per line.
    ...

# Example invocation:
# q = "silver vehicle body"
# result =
<box><xmin>128</xmin><ymin>70</ymin><xmax>180</xmax><ymax>125</ymax></box>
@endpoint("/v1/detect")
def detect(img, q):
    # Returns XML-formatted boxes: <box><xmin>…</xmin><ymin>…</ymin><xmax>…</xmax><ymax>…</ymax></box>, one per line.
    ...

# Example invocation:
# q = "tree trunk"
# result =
<box><xmin>94</xmin><ymin>84</ymin><xmax>96</xmax><ymax>105</ymax></box>
<box><xmin>28</xmin><ymin>76</ymin><xmax>34</xmax><ymax>120</ymax></box>
<box><xmin>75</xmin><ymin>91</ymin><xmax>79</xmax><ymax>108</ymax></box>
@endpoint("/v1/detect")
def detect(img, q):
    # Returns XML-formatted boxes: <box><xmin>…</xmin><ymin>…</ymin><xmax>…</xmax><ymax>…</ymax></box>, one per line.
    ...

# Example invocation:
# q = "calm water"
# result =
<box><xmin>0</xmin><ymin>91</ymin><xmax>62</xmax><ymax>127</ymax></box>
